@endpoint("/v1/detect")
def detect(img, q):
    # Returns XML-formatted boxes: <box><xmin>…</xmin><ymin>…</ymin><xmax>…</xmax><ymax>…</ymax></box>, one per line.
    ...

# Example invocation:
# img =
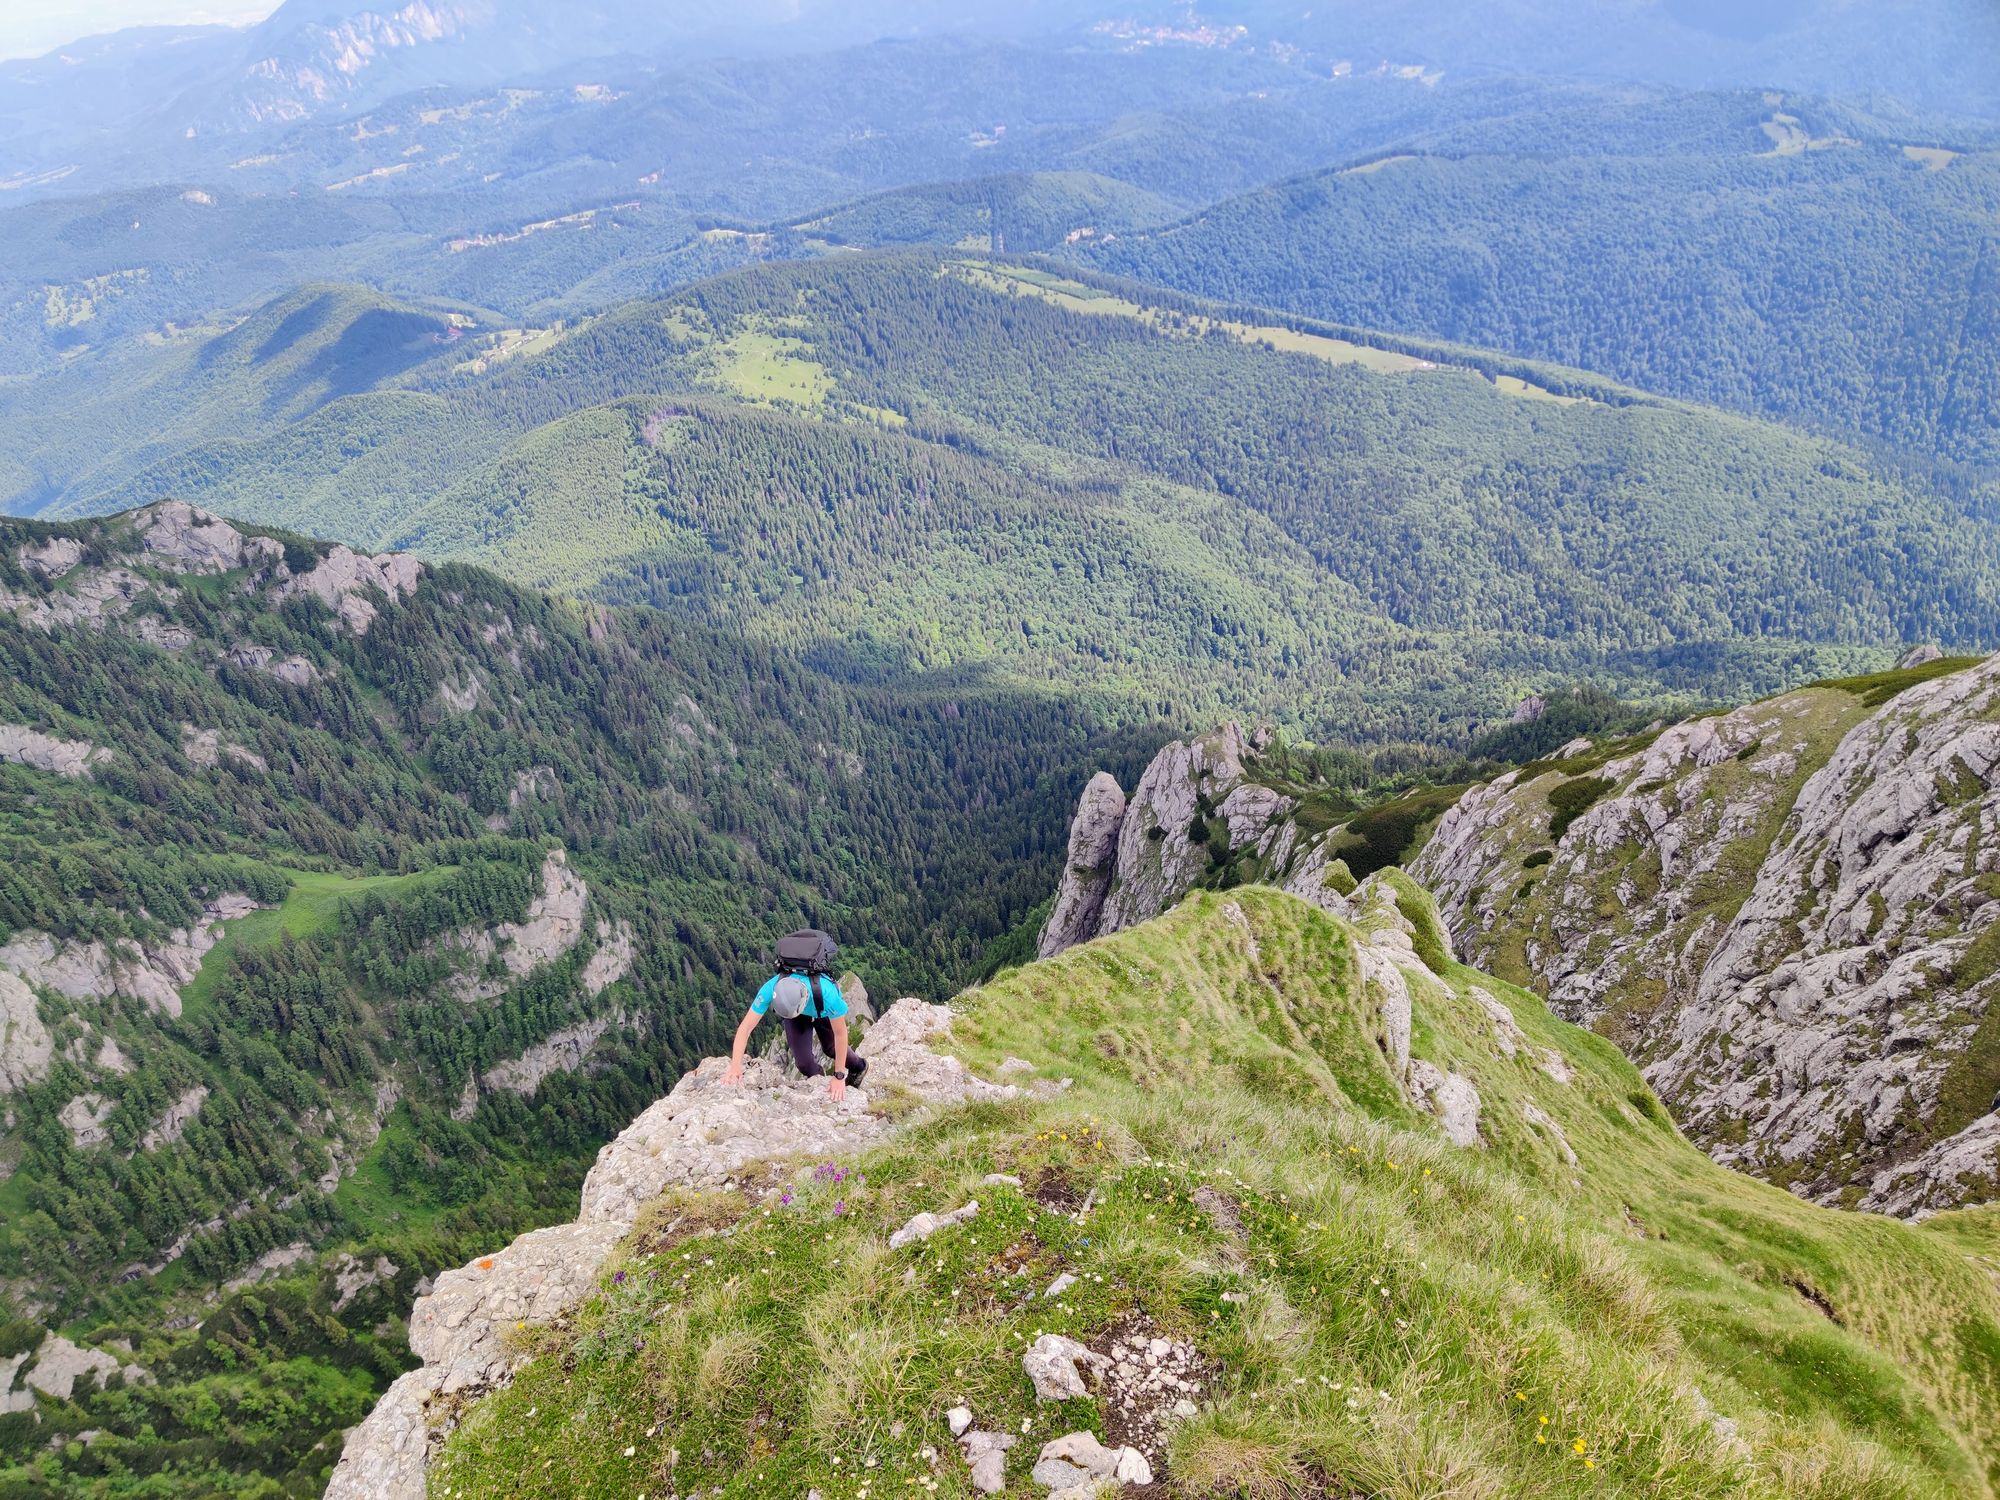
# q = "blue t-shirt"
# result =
<box><xmin>752</xmin><ymin>973</ymin><xmax>848</xmax><ymax>1020</ymax></box>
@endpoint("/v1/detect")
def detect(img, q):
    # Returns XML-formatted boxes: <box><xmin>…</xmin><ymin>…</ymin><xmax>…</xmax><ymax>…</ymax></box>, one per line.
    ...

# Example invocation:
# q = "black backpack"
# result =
<box><xmin>775</xmin><ymin>928</ymin><xmax>838</xmax><ymax>976</ymax></box>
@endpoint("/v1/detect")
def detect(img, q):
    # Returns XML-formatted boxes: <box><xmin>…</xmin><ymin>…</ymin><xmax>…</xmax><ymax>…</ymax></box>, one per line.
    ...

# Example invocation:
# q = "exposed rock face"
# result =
<box><xmin>275</xmin><ymin>544</ymin><xmax>423</xmax><ymax>634</ymax></box>
<box><xmin>222</xmin><ymin>1240</ymin><xmax>313</xmax><ymax>1292</ymax></box>
<box><xmin>0</xmin><ymin>895</ymin><xmax>259</xmax><ymax>1019</ymax></box>
<box><xmin>1413</xmin><ymin>654</ymin><xmax>2000</xmax><ymax>1215</ymax></box>
<box><xmin>18</xmin><ymin>536</ymin><xmax>84</xmax><ymax>579</ymax></box>
<box><xmin>1038</xmin><ymin>772</ymin><xmax>1128</xmax><ymax>958</ymax></box>
<box><xmin>224</xmin><ymin>644</ymin><xmax>321</xmax><ymax>686</ymax></box>
<box><xmin>0</xmin><ymin>723</ymin><xmax>111</xmax><ymax>779</ymax></box>
<box><xmin>580</xmin><ymin>919</ymin><xmax>634</xmax><ymax>997</ymax></box>
<box><xmin>1040</xmin><ymin>726</ymin><xmax>1324</xmax><ymax>957</ymax></box>
<box><xmin>329</xmin><ymin>1252</ymin><xmax>400</xmax><ymax>1313</ymax></box>
<box><xmin>17</xmin><ymin>1335</ymin><xmax>142</xmax><ymax>1401</ymax></box>
<box><xmin>0</xmin><ymin>972</ymin><xmax>52</xmax><ymax>1094</ymax></box>
<box><xmin>180</xmin><ymin>724</ymin><xmax>268</xmax><ymax>772</ymax></box>
<box><xmin>508</xmin><ymin>766</ymin><xmax>557</xmax><ymax>808</ymax></box>
<box><xmin>1101</xmin><ymin>725</ymin><xmax>1276</xmax><ymax>937</ymax></box>
<box><xmin>132</xmin><ymin>502</ymin><xmax>283</xmax><ymax>576</ymax></box>
<box><xmin>326</xmin><ymin>997</ymin><xmax>1020</xmax><ymax>1500</ymax></box>
<box><xmin>140</xmin><ymin>1086</ymin><xmax>209</xmax><ymax>1151</ymax></box>
<box><xmin>1407</xmin><ymin>1059</ymin><xmax>1482</xmax><ymax>1147</ymax></box>
<box><xmin>60</xmin><ymin>1093</ymin><xmax>115</xmax><ymax>1148</ymax></box>
<box><xmin>479</xmin><ymin>1016</ymin><xmax>613</xmax><ymax>1096</ymax></box>
<box><xmin>1</xmin><ymin>566</ymin><xmax>171</xmax><ymax>634</ymax></box>
<box><xmin>446</xmin><ymin>850</ymin><xmax>589</xmax><ymax>1002</ymax></box>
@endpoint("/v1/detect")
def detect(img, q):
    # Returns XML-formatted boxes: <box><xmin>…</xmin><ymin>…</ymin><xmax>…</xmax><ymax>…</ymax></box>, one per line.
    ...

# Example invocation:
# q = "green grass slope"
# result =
<box><xmin>435</xmin><ymin>883</ymin><xmax>2000</xmax><ymax>1499</ymax></box>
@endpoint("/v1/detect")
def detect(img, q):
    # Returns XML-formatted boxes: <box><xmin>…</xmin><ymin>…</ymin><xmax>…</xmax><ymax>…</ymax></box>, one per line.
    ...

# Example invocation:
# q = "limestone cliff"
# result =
<box><xmin>1039</xmin><ymin>657</ymin><xmax>2000</xmax><ymax>1219</ymax></box>
<box><xmin>1038</xmin><ymin>723</ymin><xmax>1361</xmax><ymax>956</ymax></box>
<box><xmin>1411</xmin><ymin>654</ymin><xmax>2000</xmax><ymax>1215</ymax></box>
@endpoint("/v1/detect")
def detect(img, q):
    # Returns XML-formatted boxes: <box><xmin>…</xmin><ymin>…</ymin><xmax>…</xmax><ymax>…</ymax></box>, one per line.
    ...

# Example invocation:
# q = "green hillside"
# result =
<box><xmin>0</xmin><ymin>284</ymin><xmax>484</xmax><ymax>519</ymax></box>
<box><xmin>784</xmin><ymin>171</ymin><xmax>1186</xmax><ymax>253</ymax></box>
<box><xmin>435</xmin><ymin>883</ymin><xmax>2000</xmax><ymax>1498</ymax></box>
<box><xmin>16</xmin><ymin>253</ymin><xmax>1997</xmax><ymax>740</ymax></box>
<box><xmin>1078</xmin><ymin>91</ymin><xmax>2000</xmax><ymax>468</ymax></box>
<box><xmin>0</xmin><ymin>505</ymin><xmax>1159</xmax><ymax>1494</ymax></box>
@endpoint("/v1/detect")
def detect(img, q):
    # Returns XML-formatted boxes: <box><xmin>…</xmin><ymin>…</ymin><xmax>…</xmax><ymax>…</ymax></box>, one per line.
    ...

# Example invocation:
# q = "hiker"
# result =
<box><xmin>720</xmin><ymin>927</ymin><xmax>867</xmax><ymax>1100</ymax></box>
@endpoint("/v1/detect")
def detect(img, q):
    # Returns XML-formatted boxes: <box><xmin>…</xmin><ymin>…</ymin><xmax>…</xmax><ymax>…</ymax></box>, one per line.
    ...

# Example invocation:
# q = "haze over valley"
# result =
<box><xmin>1</xmin><ymin>4</ymin><xmax>1998</xmax><ymax>1497</ymax></box>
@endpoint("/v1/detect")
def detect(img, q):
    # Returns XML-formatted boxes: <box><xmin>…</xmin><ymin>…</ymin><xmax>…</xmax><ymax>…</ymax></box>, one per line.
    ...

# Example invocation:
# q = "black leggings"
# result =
<box><xmin>780</xmin><ymin>1015</ymin><xmax>864</xmax><ymax>1080</ymax></box>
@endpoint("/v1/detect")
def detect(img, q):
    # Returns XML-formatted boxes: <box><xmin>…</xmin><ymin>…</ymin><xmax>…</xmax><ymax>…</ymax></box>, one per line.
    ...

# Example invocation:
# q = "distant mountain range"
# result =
<box><xmin>2</xmin><ymin>0</ymin><xmax>1994</xmax><ymax>207</ymax></box>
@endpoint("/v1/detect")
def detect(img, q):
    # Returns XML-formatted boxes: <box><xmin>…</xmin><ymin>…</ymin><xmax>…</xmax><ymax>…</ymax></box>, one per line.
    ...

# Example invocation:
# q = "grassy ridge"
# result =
<box><xmin>435</xmin><ymin>885</ymin><xmax>2000</xmax><ymax>1498</ymax></box>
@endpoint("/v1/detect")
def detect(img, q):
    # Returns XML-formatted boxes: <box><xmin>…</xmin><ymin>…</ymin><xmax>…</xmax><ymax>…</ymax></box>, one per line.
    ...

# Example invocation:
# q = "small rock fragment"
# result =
<box><xmin>1023</xmin><ymin>1334</ymin><xmax>1107</xmax><ymax>1402</ymax></box>
<box><xmin>888</xmin><ymin>1199</ymin><xmax>979</xmax><ymax>1250</ymax></box>
<box><xmin>948</xmin><ymin>1406</ymin><xmax>973</xmax><ymax>1437</ymax></box>
<box><xmin>1114</xmin><ymin>1448</ymin><xmax>1153</xmax><ymax>1484</ymax></box>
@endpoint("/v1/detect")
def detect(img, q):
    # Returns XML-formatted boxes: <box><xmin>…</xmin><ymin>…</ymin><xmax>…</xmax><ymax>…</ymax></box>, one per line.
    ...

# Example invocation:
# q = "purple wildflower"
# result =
<box><xmin>833</xmin><ymin>1200</ymin><xmax>847</xmax><ymax>1215</ymax></box>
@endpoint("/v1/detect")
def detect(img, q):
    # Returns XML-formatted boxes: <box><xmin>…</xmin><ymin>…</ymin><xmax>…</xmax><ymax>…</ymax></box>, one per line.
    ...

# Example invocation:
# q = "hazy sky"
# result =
<box><xmin>0</xmin><ymin>2</ymin><xmax>277</xmax><ymax>61</ymax></box>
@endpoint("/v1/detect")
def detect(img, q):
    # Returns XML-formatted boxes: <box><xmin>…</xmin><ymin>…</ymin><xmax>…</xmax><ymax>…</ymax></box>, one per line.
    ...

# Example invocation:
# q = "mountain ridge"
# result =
<box><xmin>1036</xmin><ymin>653</ymin><xmax>2000</xmax><ymax>1219</ymax></box>
<box><xmin>330</xmin><ymin>883</ymin><xmax>2000</xmax><ymax>1498</ymax></box>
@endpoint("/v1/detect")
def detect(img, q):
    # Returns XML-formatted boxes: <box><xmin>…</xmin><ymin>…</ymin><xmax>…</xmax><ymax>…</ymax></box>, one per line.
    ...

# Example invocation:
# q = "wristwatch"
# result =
<box><xmin>831</xmin><ymin>1068</ymin><xmax>849</xmax><ymax>1081</ymax></box>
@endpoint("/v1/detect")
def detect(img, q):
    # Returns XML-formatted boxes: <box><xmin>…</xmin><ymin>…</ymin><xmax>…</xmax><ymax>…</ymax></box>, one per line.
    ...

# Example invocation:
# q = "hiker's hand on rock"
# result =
<box><xmin>721</xmin><ymin>1060</ymin><xmax>744</xmax><ymax>1086</ymax></box>
<box><xmin>828</xmin><ymin>1075</ymin><xmax>846</xmax><ymax>1102</ymax></box>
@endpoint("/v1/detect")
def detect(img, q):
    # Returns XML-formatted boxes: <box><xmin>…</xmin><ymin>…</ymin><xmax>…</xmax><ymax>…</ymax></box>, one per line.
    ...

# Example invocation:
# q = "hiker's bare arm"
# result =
<box><xmin>721</xmin><ymin>1005</ymin><xmax>761</xmax><ymax>1085</ymax></box>
<box><xmin>828</xmin><ymin>1016</ymin><xmax>850</xmax><ymax>1100</ymax></box>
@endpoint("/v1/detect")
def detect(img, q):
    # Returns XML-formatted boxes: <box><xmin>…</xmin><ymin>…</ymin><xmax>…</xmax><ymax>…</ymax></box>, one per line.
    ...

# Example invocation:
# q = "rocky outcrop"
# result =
<box><xmin>0</xmin><ymin>724</ymin><xmax>111</xmax><ymax>779</ymax></box>
<box><xmin>445</xmin><ymin>850</ymin><xmax>589</xmax><ymax>1002</ymax></box>
<box><xmin>1037</xmin><ymin>772</ymin><xmax>1127</xmax><ymax>957</ymax></box>
<box><xmin>0</xmin><ymin>566</ymin><xmax>170</xmax><ymax>634</ymax></box>
<box><xmin>325</xmin><ymin>997</ymin><xmax>1021</xmax><ymax>1500</ymax></box>
<box><xmin>132</xmin><ymin>502</ymin><xmax>284</xmax><ymax>576</ymax></box>
<box><xmin>1413</xmin><ymin>654</ymin><xmax>2000</xmax><ymax>1215</ymax></box>
<box><xmin>1039</xmin><ymin>725</ymin><xmax>1320</xmax><ymax>957</ymax></box>
<box><xmin>579</xmin><ymin>919</ymin><xmax>634</xmax><ymax>996</ymax></box>
<box><xmin>276</xmin><ymin>544</ymin><xmax>423</xmax><ymax>634</ymax></box>
<box><xmin>18</xmin><ymin>536</ymin><xmax>84</xmax><ymax>580</ymax></box>
<box><xmin>0</xmin><ymin>894</ymin><xmax>262</xmax><ymax>1019</ymax></box>
<box><xmin>223</xmin><ymin>644</ymin><xmax>321</xmax><ymax>686</ymax></box>
<box><xmin>479</xmin><ymin>1016</ymin><xmax>613</xmax><ymax>1097</ymax></box>
<box><xmin>0</xmin><ymin>972</ymin><xmax>53</xmax><ymax>1094</ymax></box>
<box><xmin>180</xmin><ymin>724</ymin><xmax>267</xmax><ymax>772</ymax></box>
<box><xmin>59</xmin><ymin>1093</ymin><xmax>115</xmax><ymax>1148</ymax></box>
<box><xmin>329</xmin><ymin>1252</ymin><xmax>400</xmax><ymax>1313</ymax></box>
<box><xmin>139</xmin><ymin>1086</ymin><xmax>209</xmax><ymax>1151</ymax></box>
<box><xmin>5</xmin><ymin>1335</ymin><xmax>143</xmax><ymax>1406</ymax></box>
<box><xmin>1101</xmin><ymin>724</ymin><xmax>1272</xmax><ymax>936</ymax></box>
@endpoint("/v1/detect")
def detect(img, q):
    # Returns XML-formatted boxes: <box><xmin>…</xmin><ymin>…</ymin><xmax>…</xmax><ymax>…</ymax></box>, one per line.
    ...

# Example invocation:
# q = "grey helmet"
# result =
<box><xmin>768</xmin><ymin>973</ymin><xmax>813</xmax><ymax>1020</ymax></box>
